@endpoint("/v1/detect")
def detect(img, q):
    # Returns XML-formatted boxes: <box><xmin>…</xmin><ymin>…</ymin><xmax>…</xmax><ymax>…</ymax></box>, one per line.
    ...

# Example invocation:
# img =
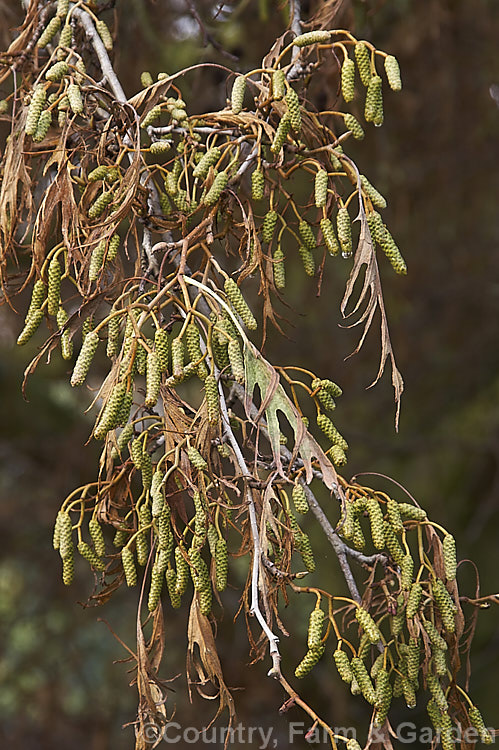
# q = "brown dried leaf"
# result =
<box><xmin>341</xmin><ymin>177</ymin><xmax>404</xmax><ymax>429</ymax></box>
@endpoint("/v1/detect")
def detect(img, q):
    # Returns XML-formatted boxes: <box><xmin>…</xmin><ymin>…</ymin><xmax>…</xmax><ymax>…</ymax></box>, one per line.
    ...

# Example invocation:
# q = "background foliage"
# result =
<box><xmin>0</xmin><ymin>0</ymin><xmax>498</xmax><ymax>747</ymax></box>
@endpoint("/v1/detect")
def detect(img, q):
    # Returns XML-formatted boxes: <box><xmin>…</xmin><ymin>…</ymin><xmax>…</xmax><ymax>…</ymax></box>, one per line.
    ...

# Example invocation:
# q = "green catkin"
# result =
<box><xmin>78</xmin><ymin>541</ymin><xmax>105</xmax><ymax>571</ymax></box>
<box><xmin>145</xmin><ymin>351</ymin><xmax>161</xmax><ymax>408</ymax></box>
<box><xmin>314</xmin><ymin>169</ymin><xmax>328</xmax><ymax>207</ymax></box>
<box><xmin>26</xmin><ymin>85</ymin><xmax>45</xmax><ymax>136</ymax></box>
<box><xmin>295</xmin><ymin>645</ymin><xmax>325</xmax><ymax>678</ymax></box>
<box><xmin>351</xmin><ymin>657</ymin><xmax>375</xmax><ymax>704</ymax></box>
<box><xmin>422</xmin><ymin>618</ymin><xmax>448</xmax><ymax>651</ymax></box>
<box><xmin>365</xmin><ymin>75</ymin><xmax>383</xmax><ymax>123</ymax></box>
<box><xmin>469</xmin><ymin>706</ymin><xmax>493</xmax><ymax>745</ymax></box>
<box><xmin>400</xmin><ymin>553</ymin><xmax>414</xmax><ymax>590</ymax></box>
<box><xmin>344</xmin><ymin>113</ymin><xmax>364</xmax><ymax>140</ymax></box>
<box><xmin>225</xmin><ymin>278</ymin><xmax>257</xmax><ymax>330</ymax></box>
<box><xmin>386</xmin><ymin>497</ymin><xmax>403</xmax><ymax>533</ymax></box>
<box><xmin>150</xmin><ymin>140</ymin><xmax>172</xmax><ymax>156</ymax></box>
<box><xmin>193</xmin><ymin>146</ymin><xmax>221</xmax><ymax>179</ymax></box>
<box><xmin>352</xmin><ymin>519</ymin><xmax>366</xmax><ymax>549</ymax></box>
<box><xmin>33</xmin><ymin>110</ymin><xmax>52</xmax><ymax>143</ymax></box>
<box><xmin>62</xmin><ymin>554</ymin><xmax>74</xmax><ymax>585</ymax></box>
<box><xmin>228</xmin><ymin>339</ymin><xmax>245</xmax><ymax>382</ymax></box>
<box><xmin>136</xmin><ymin>504</ymin><xmax>151</xmax><ymax>566</ymax></box>
<box><xmin>116</xmin><ymin>423</ymin><xmax>134</xmax><ymax>457</ymax></box>
<box><xmin>297</xmin><ymin>532</ymin><xmax>316</xmax><ymax>572</ymax></box>
<box><xmin>88</xmin><ymin>190</ymin><xmax>113</xmax><ymax>219</ymax></box>
<box><xmin>96</xmin><ymin>19</ymin><xmax>113</xmax><ymax>51</ymax></box>
<box><xmin>47</xmin><ymin>257</ymin><xmax>62</xmax><ymax>316</ymax></box>
<box><xmin>215</xmin><ymin>538</ymin><xmax>228</xmax><ymax>591</ymax></box>
<box><xmin>312</xmin><ymin>378</ymin><xmax>342</xmax><ymax>398</ymax></box>
<box><xmin>251</xmin><ymin>169</ymin><xmax>265</xmax><ymax>200</ymax></box>
<box><xmin>57</xmin><ymin>0</ymin><xmax>69</xmax><ymax>17</ymax></box>
<box><xmin>151</xmin><ymin>471</ymin><xmax>165</xmax><ymax>517</ymax></box>
<box><xmin>270</xmin><ymin>113</ymin><xmax>292</xmax><ymax>154</ymax></box>
<box><xmin>285</xmin><ymin>87</ymin><xmax>301</xmax><ymax>132</ymax></box>
<box><xmin>171</xmin><ymin>337</ymin><xmax>184</xmax><ymax>379</ymax></box>
<box><xmin>27</xmin><ymin>279</ymin><xmax>47</xmax><ymax>319</ymax></box>
<box><xmin>89</xmin><ymin>518</ymin><xmax>106</xmax><ymax>557</ymax></box>
<box><xmin>383</xmin><ymin>521</ymin><xmax>405</xmax><ymax>565</ymax></box>
<box><xmin>433</xmin><ymin>647</ymin><xmax>447</xmax><ymax>676</ymax></box>
<box><xmin>330</xmin><ymin>444</ymin><xmax>348</xmax><ymax>467</ymax></box>
<box><xmin>17</xmin><ymin>309</ymin><xmax>43</xmax><ymax>346</ymax></box>
<box><xmin>38</xmin><ymin>15</ymin><xmax>61</xmax><ymax>48</ymax></box>
<box><xmin>320</xmin><ymin>218</ymin><xmax>340</xmax><ymax>256</ymax></box>
<box><xmin>354</xmin><ymin>42</ymin><xmax>372</xmax><ymax>86</ymax></box>
<box><xmin>273</xmin><ymin>247</ymin><xmax>286</xmax><ymax>289</ymax></box>
<box><xmin>350</xmin><ymin>675</ymin><xmax>362</xmax><ymax>696</ymax></box>
<box><xmin>407</xmin><ymin>637</ymin><xmax>420</xmax><ymax>684</ymax></box>
<box><xmin>204</xmin><ymin>172</ymin><xmax>228</xmax><ymax>205</ymax></box>
<box><xmin>58</xmin><ymin>512</ymin><xmax>73</xmax><ymax>559</ymax></box>
<box><xmin>307</xmin><ymin>608</ymin><xmax>325</xmax><ymax>650</ymax></box>
<box><xmin>231</xmin><ymin>75</ymin><xmax>246</xmax><ymax>114</ymax></box>
<box><xmin>67</xmin><ymin>83</ymin><xmax>83</xmax><ymax>114</ymax></box>
<box><xmin>426</xmin><ymin>673</ymin><xmax>448</xmax><ymax>713</ymax></box>
<box><xmin>88</xmin><ymin>239</ymin><xmax>106</xmax><ymax>281</ymax></box>
<box><xmin>118</xmin><ymin>388</ymin><xmax>133</xmax><ymax>427</ymax></box>
<box><xmin>106</xmin><ymin>315</ymin><xmax>121</xmax><ymax>359</ymax></box>
<box><xmin>315</xmin><ymin>385</ymin><xmax>336</xmax><ymax>411</ymax></box>
<box><xmin>336</xmin><ymin>207</ymin><xmax>352</xmax><ymax>257</ymax></box>
<box><xmin>272</xmin><ymin>69</ymin><xmax>286</xmax><ymax>100</ymax></box>
<box><xmin>402</xmin><ymin>676</ymin><xmax>417</xmax><ymax>709</ymax></box>
<box><xmin>204</xmin><ymin>375</ymin><xmax>220</xmax><ymax>425</ymax></box>
<box><xmin>121</xmin><ymin>547</ymin><xmax>137</xmax><ymax>586</ymax></box>
<box><xmin>45</xmin><ymin>61</ymin><xmax>69</xmax><ymax>82</ymax></box>
<box><xmin>440</xmin><ymin>714</ymin><xmax>455</xmax><ymax>750</ymax></box>
<box><xmin>378</xmin><ymin>225</ymin><xmax>407</xmax><ymax>275</ymax></box>
<box><xmin>341</xmin><ymin>500</ymin><xmax>356</xmax><ymax>541</ymax></box>
<box><xmin>154</xmin><ymin>328</ymin><xmax>169</xmax><ymax>373</ymax></box>
<box><xmin>74</xmin><ymin>59</ymin><xmax>86</xmax><ymax>85</ymax></box>
<box><xmin>165</xmin><ymin>568</ymin><xmax>181</xmax><ymax>608</ymax></box>
<box><xmin>333</xmin><ymin>649</ymin><xmax>353</xmax><ymax>684</ymax></box>
<box><xmin>93</xmin><ymin>381</ymin><xmax>127</xmax><ymax>439</ymax></box>
<box><xmin>341</xmin><ymin>56</ymin><xmax>356</xmax><ymax>102</ymax></box>
<box><xmin>292</xmin><ymin>483</ymin><xmax>309</xmax><ymax>514</ymax></box>
<box><xmin>88</xmin><ymin>165</ymin><xmax>109</xmax><ymax>182</ymax></box>
<box><xmin>147</xmin><ymin>564</ymin><xmax>164</xmax><ymax>611</ymax></box>
<box><xmin>360</xmin><ymin>175</ymin><xmax>387</xmax><ymax>209</ymax></box>
<box><xmin>297</xmin><ymin>245</ymin><xmax>315</xmax><ymax>277</ymax></box>
<box><xmin>355</xmin><ymin>606</ymin><xmax>381</xmax><ymax>644</ymax></box>
<box><xmin>443</xmin><ymin>534</ymin><xmax>457</xmax><ymax>581</ymax></box>
<box><xmin>157</xmin><ymin>507</ymin><xmax>172</xmax><ymax>553</ymax></box>
<box><xmin>189</xmin><ymin>547</ymin><xmax>210</xmax><ymax>591</ymax></box>
<box><xmin>186</xmin><ymin>322</ymin><xmax>208</xmax><ymax>378</ymax></box>
<box><xmin>155</xmin><ymin>548</ymin><xmax>170</xmax><ymax>575</ymax></box>
<box><xmin>397</xmin><ymin>502</ymin><xmax>427</xmax><ymax>522</ymax></box>
<box><xmin>113</xmin><ymin>527</ymin><xmax>128</xmax><ymax>548</ymax></box>
<box><xmin>384</xmin><ymin>55</ymin><xmax>402</xmax><ymax>91</ymax></box>
<box><xmin>187</xmin><ymin>446</ymin><xmax>208</xmax><ymax>471</ymax></box>
<box><xmin>316</xmin><ymin>413</ymin><xmax>348</xmax><ymax>450</ymax></box>
<box><xmin>374</xmin><ymin>668</ymin><xmax>392</xmax><ymax>726</ymax></box>
<box><xmin>293</xmin><ymin>30</ymin><xmax>331</xmax><ymax>47</ymax></box>
<box><xmin>371</xmin><ymin>653</ymin><xmax>384</xmax><ymax>681</ymax></box>
<box><xmin>107</xmin><ymin>234</ymin><xmax>120</xmax><ymax>261</ymax></box>
<box><xmin>427</xmin><ymin>698</ymin><xmax>443</xmax><ymax>730</ymax></box>
<box><xmin>432</xmin><ymin>578</ymin><xmax>457</xmax><ymax>633</ymax></box>
<box><xmin>53</xmin><ymin>512</ymin><xmax>63</xmax><ymax>550</ymax></box>
<box><xmin>366</xmin><ymin>497</ymin><xmax>385</xmax><ymax>549</ymax></box>
<box><xmin>141</xmin><ymin>104</ymin><xmax>163</xmax><ymax>128</ymax></box>
<box><xmin>70</xmin><ymin>330</ymin><xmax>99</xmax><ymax>386</ymax></box>
<box><xmin>175</xmin><ymin>547</ymin><xmax>190</xmax><ymax>595</ymax></box>
<box><xmin>141</xmin><ymin>71</ymin><xmax>153</xmax><ymax>87</ymax></box>
<box><xmin>299</xmin><ymin>220</ymin><xmax>316</xmax><ymax>250</ymax></box>
<box><xmin>199</xmin><ymin>584</ymin><xmax>212</xmax><ymax>616</ymax></box>
<box><xmin>406</xmin><ymin>582</ymin><xmax>423</xmax><ymax>619</ymax></box>
<box><xmin>261</xmin><ymin>210</ymin><xmax>278</xmax><ymax>243</ymax></box>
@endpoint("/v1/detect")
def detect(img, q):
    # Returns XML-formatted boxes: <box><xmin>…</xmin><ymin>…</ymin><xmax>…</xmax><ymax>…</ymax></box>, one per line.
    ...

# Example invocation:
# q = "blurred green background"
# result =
<box><xmin>0</xmin><ymin>0</ymin><xmax>498</xmax><ymax>747</ymax></box>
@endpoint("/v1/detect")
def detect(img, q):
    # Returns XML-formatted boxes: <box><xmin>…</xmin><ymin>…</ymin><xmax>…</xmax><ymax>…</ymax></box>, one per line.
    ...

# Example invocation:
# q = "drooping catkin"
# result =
<box><xmin>432</xmin><ymin>578</ymin><xmax>456</xmax><ymax>633</ymax></box>
<box><xmin>70</xmin><ymin>330</ymin><xmax>99</xmax><ymax>386</ymax></box>
<box><xmin>26</xmin><ymin>85</ymin><xmax>46</xmax><ymax>135</ymax></box>
<box><xmin>224</xmin><ymin>278</ymin><xmax>257</xmax><ymax>330</ymax></box>
<box><xmin>384</xmin><ymin>55</ymin><xmax>402</xmax><ymax>91</ymax></box>
<box><xmin>400</xmin><ymin>553</ymin><xmax>414</xmax><ymax>590</ymax></box>
<box><xmin>204</xmin><ymin>374</ymin><xmax>220</xmax><ymax>425</ymax></box>
<box><xmin>67</xmin><ymin>83</ymin><xmax>83</xmax><ymax>114</ymax></box>
<box><xmin>231</xmin><ymin>75</ymin><xmax>246</xmax><ymax>114</ymax></box>
<box><xmin>95</xmin><ymin>19</ymin><xmax>113</xmax><ymax>51</ymax></box>
<box><xmin>292</xmin><ymin>483</ymin><xmax>309</xmax><ymax>514</ymax></box>
<box><xmin>251</xmin><ymin>169</ymin><xmax>265</xmax><ymax>200</ymax></box>
<box><xmin>272</xmin><ymin>69</ymin><xmax>286</xmax><ymax>100</ymax></box>
<box><xmin>171</xmin><ymin>336</ymin><xmax>184</xmax><ymax>379</ymax></box>
<box><xmin>261</xmin><ymin>210</ymin><xmax>278</xmax><ymax>243</ymax></box>
<box><xmin>47</xmin><ymin>257</ymin><xmax>62</xmax><ymax>316</ymax></box>
<box><xmin>121</xmin><ymin>547</ymin><xmax>137</xmax><ymax>586</ymax></box>
<box><xmin>285</xmin><ymin>87</ymin><xmax>301</xmax><ymax>132</ymax></box>
<box><xmin>320</xmin><ymin>218</ymin><xmax>340</xmax><ymax>256</ymax></box>
<box><xmin>270</xmin><ymin>114</ymin><xmax>291</xmax><ymax>154</ymax></box>
<box><xmin>365</xmin><ymin>75</ymin><xmax>383</xmax><ymax>123</ymax></box>
<box><xmin>397</xmin><ymin>502</ymin><xmax>427</xmax><ymax>521</ymax></box>
<box><xmin>215</xmin><ymin>537</ymin><xmax>228</xmax><ymax>591</ymax></box>
<box><xmin>307</xmin><ymin>607</ymin><xmax>325</xmax><ymax>650</ymax></box>
<box><xmin>341</xmin><ymin>57</ymin><xmax>356</xmax><ymax>101</ymax></box>
<box><xmin>333</xmin><ymin>649</ymin><xmax>353</xmax><ymax>683</ymax></box>
<box><xmin>293</xmin><ymin>30</ymin><xmax>331</xmax><ymax>47</ymax></box>
<box><xmin>314</xmin><ymin>169</ymin><xmax>328</xmax><ymax>208</ymax></box>
<box><xmin>298</xmin><ymin>245</ymin><xmax>315</xmax><ymax>277</ymax></box>
<box><xmin>294</xmin><ymin>645</ymin><xmax>325</xmax><ymax>678</ymax></box>
<box><xmin>165</xmin><ymin>567</ymin><xmax>181</xmax><ymax>608</ymax></box>
<box><xmin>336</xmin><ymin>207</ymin><xmax>352</xmax><ymax>257</ymax></box>
<box><xmin>366</xmin><ymin>497</ymin><xmax>385</xmax><ymax>549</ymax></box>
<box><xmin>468</xmin><ymin>706</ymin><xmax>493</xmax><ymax>745</ymax></box>
<box><xmin>299</xmin><ymin>220</ymin><xmax>316</xmax><ymax>251</ymax></box>
<box><xmin>442</xmin><ymin>534</ymin><xmax>457</xmax><ymax>581</ymax></box>
<box><xmin>360</xmin><ymin>175</ymin><xmax>386</xmax><ymax>208</ymax></box>
<box><xmin>383</xmin><ymin>521</ymin><xmax>404</xmax><ymax>565</ymax></box>
<box><xmin>351</xmin><ymin>657</ymin><xmax>375</xmax><ymax>704</ymax></box>
<box><xmin>386</xmin><ymin>497</ymin><xmax>403</xmax><ymax>533</ymax></box>
<box><xmin>316</xmin><ymin>413</ymin><xmax>348</xmax><ymax>450</ymax></box>
<box><xmin>38</xmin><ymin>16</ymin><xmax>61</xmax><ymax>48</ymax></box>
<box><xmin>355</xmin><ymin>606</ymin><xmax>381</xmax><ymax>644</ymax></box>
<box><xmin>354</xmin><ymin>42</ymin><xmax>372</xmax><ymax>86</ymax></box>
<box><xmin>193</xmin><ymin>146</ymin><xmax>221</xmax><ymax>179</ymax></box>
<box><xmin>203</xmin><ymin>171</ymin><xmax>228</xmax><ymax>205</ymax></box>
<box><xmin>187</xmin><ymin>446</ymin><xmax>208</xmax><ymax>471</ymax></box>
<box><xmin>406</xmin><ymin>581</ymin><xmax>423</xmax><ymax>619</ymax></box>
<box><xmin>344</xmin><ymin>113</ymin><xmax>364</xmax><ymax>140</ymax></box>
<box><xmin>88</xmin><ymin>239</ymin><xmax>106</xmax><ymax>281</ymax></box>
<box><xmin>273</xmin><ymin>247</ymin><xmax>286</xmax><ymax>289</ymax></box>
<box><xmin>145</xmin><ymin>351</ymin><xmax>161</xmax><ymax>407</ymax></box>
<box><xmin>88</xmin><ymin>190</ymin><xmax>113</xmax><ymax>219</ymax></box>
<box><xmin>228</xmin><ymin>338</ymin><xmax>245</xmax><ymax>382</ymax></box>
